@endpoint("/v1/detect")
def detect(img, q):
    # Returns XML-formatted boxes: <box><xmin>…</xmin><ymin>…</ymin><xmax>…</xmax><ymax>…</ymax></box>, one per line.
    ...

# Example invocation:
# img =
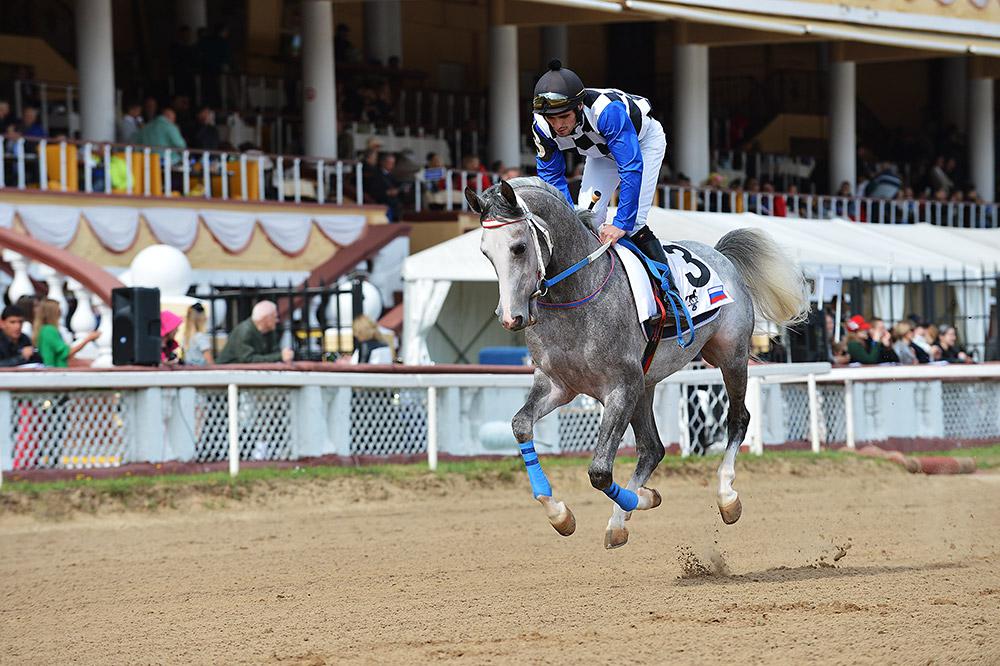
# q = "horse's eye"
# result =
<box><xmin>512</xmin><ymin>242</ymin><xmax>527</xmax><ymax>257</ymax></box>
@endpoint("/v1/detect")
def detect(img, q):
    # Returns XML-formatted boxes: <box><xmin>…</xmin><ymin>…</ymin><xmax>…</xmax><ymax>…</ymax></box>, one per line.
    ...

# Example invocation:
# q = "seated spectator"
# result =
<box><xmin>32</xmin><ymin>298</ymin><xmax>99</xmax><ymax>367</ymax></box>
<box><xmin>925</xmin><ymin>323</ymin><xmax>941</xmax><ymax>360</ymax></box>
<box><xmin>928</xmin><ymin>155</ymin><xmax>953</xmax><ymax>193</ymax></box>
<box><xmin>785</xmin><ymin>183</ymin><xmax>803</xmax><ymax>218</ymax></box>
<box><xmin>117</xmin><ymin>100</ymin><xmax>144</xmax><ymax>144</ymax></box>
<box><xmin>502</xmin><ymin>166</ymin><xmax>522</xmax><ymax>181</ymax></box>
<box><xmin>216</xmin><ymin>301</ymin><xmax>294</xmax><ymax>364</ymax></box>
<box><xmin>934</xmin><ymin>325</ymin><xmax>973</xmax><ymax>363</ymax></box>
<box><xmin>182</xmin><ymin>303</ymin><xmax>214</xmax><ymax>366</ymax></box>
<box><xmin>0</xmin><ymin>304</ymin><xmax>41</xmax><ymax>367</ymax></box>
<box><xmin>832</xmin><ymin>181</ymin><xmax>855</xmax><ymax>219</ymax></box>
<box><xmin>453</xmin><ymin>155</ymin><xmax>491</xmax><ymax>192</ymax></box>
<box><xmin>367</xmin><ymin>152</ymin><xmax>402</xmax><ymax>222</ymax></box>
<box><xmin>351</xmin><ymin>315</ymin><xmax>394</xmax><ymax>364</ymax></box>
<box><xmin>910</xmin><ymin>322</ymin><xmax>933</xmax><ymax>363</ymax></box>
<box><xmin>845</xmin><ymin>315</ymin><xmax>896</xmax><ymax>364</ymax></box>
<box><xmin>865</xmin><ymin>162</ymin><xmax>902</xmax><ymax>199</ymax></box>
<box><xmin>891</xmin><ymin>321</ymin><xmax>917</xmax><ymax>365</ymax></box>
<box><xmin>831</xmin><ymin>340</ymin><xmax>850</xmax><ymax>366</ymax></box>
<box><xmin>161</xmin><ymin>310</ymin><xmax>182</xmax><ymax>366</ymax></box>
<box><xmin>136</xmin><ymin>107</ymin><xmax>186</xmax><ymax>153</ymax></box>
<box><xmin>869</xmin><ymin>318</ymin><xmax>900</xmax><ymax>363</ymax></box>
<box><xmin>189</xmin><ymin>107</ymin><xmax>220</xmax><ymax>151</ymax></box>
<box><xmin>18</xmin><ymin>106</ymin><xmax>45</xmax><ymax>138</ymax></box>
<box><xmin>763</xmin><ymin>182</ymin><xmax>786</xmax><ymax>217</ymax></box>
<box><xmin>423</xmin><ymin>152</ymin><xmax>446</xmax><ymax>191</ymax></box>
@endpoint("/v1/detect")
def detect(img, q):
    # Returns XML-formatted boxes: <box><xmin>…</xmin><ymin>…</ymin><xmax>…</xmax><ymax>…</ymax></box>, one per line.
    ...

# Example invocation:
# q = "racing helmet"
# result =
<box><xmin>532</xmin><ymin>60</ymin><xmax>585</xmax><ymax>115</ymax></box>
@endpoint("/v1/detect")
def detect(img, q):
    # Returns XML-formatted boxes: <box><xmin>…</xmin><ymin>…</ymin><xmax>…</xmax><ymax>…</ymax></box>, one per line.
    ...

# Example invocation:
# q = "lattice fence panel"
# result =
<box><xmin>684</xmin><ymin>384</ymin><xmax>730</xmax><ymax>454</ymax></box>
<box><xmin>942</xmin><ymin>382</ymin><xmax>1000</xmax><ymax>440</ymax></box>
<box><xmin>9</xmin><ymin>391</ymin><xmax>132</xmax><ymax>470</ymax></box>
<box><xmin>557</xmin><ymin>396</ymin><xmax>603</xmax><ymax>452</ymax></box>
<box><xmin>781</xmin><ymin>385</ymin><xmax>810</xmax><ymax>442</ymax></box>
<box><xmin>818</xmin><ymin>385</ymin><xmax>847</xmax><ymax>444</ymax></box>
<box><xmin>194</xmin><ymin>388</ymin><xmax>294</xmax><ymax>462</ymax></box>
<box><xmin>350</xmin><ymin>388</ymin><xmax>428</xmax><ymax>455</ymax></box>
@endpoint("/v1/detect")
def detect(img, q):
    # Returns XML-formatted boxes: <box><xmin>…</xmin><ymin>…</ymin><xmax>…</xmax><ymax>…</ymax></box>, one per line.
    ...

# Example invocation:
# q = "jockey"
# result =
<box><xmin>531</xmin><ymin>60</ymin><xmax>673</xmax><ymax>286</ymax></box>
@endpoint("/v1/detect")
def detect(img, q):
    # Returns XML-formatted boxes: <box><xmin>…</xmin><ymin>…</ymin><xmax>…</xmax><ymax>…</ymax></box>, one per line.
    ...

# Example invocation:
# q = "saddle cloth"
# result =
<box><xmin>614</xmin><ymin>241</ymin><xmax>736</xmax><ymax>336</ymax></box>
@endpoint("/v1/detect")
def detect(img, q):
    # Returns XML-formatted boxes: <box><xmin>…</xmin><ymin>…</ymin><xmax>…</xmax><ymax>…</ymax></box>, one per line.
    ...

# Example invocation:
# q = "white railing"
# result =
<box><xmin>416</xmin><ymin>167</ymin><xmax>500</xmax><ymax>212</ymax></box>
<box><xmin>0</xmin><ymin>363</ymin><xmax>827</xmax><ymax>484</ymax></box>
<box><xmin>660</xmin><ymin>185</ymin><xmax>1000</xmax><ymax>228</ymax></box>
<box><xmin>0</xmin><ymin>136</ymin><xmax>365</xmax><ymax>205</ymax></box>
<box><xmin>12</xmin><ymin>79</ymin><xmax>123</xmax><ymax>138</ymax></box>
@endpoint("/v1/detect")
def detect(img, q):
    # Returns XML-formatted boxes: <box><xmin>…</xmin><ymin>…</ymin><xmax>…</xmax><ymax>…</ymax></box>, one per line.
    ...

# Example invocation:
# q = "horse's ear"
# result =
<box><xmin>499</xmin><ymin>179</ymin><xmax>518</xmax><ymax>208</ymax></box>
<box><xmin>464</xmin><ymin>187</ymin><xmax>484</xmax><ymax>214</ymax></box>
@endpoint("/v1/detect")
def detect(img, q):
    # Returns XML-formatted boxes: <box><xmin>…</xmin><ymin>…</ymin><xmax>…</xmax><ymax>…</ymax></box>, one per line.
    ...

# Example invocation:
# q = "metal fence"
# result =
<box><xmin>3</xmin><ymin>364</ymin><xmax>1000</xmax><ymax>483</ymax></box>
<box><xmin>660</xmin><ymin>184</ymin><xmax>1000</xmax><ymax>228</ymax></box>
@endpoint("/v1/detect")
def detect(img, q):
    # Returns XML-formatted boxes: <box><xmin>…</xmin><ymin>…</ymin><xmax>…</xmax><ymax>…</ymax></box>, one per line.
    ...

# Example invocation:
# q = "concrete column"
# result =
<box><xmin>829</xmin><ymin>59</ymin><xmax>856</xmax><ymax>195</ymax></box>
<box><xmin>301</xmin><ymin>0</ymin><xmax>338</xmax><ymax>158</ymax></box>
<box><xmin>75</xmin><ymin>0</ymin><xmax>117</xmax><ymax>142</ymax></box>
<box><xmin>969</xmin><ymin>76</ymin><xmax>995</xmax><ymax>201</ymax></box>
<box><xmin>943</xmin><ymin>57</ymin><xmax>967</xmax><ymax>134</ymax></box>
<box><xmin>488</xmin><ymin>24</ymin><xmax>521</xmax><ymax>170</ymax></box>
<box><xmin>540</xmin><ymin>25</ymin><xmax>568</xmax><ymax>67</ymax></box>
<box><xmin>673</xmin><ymin>43</ymin><xmax>710</xmax><ymax>184</ymax></box>
<box><xmin>177</xmin><ymin>0</ymin><xmax>207</xmax><ymax>32</ymax></box>
<box><xmin>364</xmin><ymin>0</ymin><xmax>403</xmax><ymax>66</ymax></box>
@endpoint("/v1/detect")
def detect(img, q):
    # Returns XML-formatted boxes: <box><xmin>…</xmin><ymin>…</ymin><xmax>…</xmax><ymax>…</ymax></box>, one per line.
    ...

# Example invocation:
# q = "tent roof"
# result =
<box><xmin>402</xmin><ymin>210</ymin><xmax>1000</xmax><ymax>283</ymax></box>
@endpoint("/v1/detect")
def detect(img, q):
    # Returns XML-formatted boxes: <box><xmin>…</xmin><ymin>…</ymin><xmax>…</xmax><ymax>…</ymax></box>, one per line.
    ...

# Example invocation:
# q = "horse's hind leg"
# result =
<box><xmin>703</xmin><ymin>338</ymin><xmax>750</xmax><ymax>525</ymax></box>
<box><xmin>512</xmin><ymin>370</ymin><xmax>576</xmax><ymax>536</ymax></box>
<box><xmin>605</xmin><ymin>385</ymin><xmax>665</xmax><ymax>548</ymax></box>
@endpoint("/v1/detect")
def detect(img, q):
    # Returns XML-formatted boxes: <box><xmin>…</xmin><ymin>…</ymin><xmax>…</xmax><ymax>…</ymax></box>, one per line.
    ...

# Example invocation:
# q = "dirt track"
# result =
<box><xmin>2</xmin><ymin>459</ymin><xmax>999</xmax><ymax>665</ymax></box>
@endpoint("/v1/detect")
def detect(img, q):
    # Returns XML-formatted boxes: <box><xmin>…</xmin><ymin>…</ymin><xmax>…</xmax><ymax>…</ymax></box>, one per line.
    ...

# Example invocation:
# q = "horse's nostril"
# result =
<box><xmin>512</xmin><ymin>315</ymin><xmax>523</xmax><ymax>328</ymax></box>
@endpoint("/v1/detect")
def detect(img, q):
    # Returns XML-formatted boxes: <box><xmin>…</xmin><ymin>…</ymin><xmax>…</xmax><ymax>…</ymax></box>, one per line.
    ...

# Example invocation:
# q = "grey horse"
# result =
<box><xmin>466</xmin><ymin>177</ymin><xmax>808</xmax><ymax>549</ymax></box>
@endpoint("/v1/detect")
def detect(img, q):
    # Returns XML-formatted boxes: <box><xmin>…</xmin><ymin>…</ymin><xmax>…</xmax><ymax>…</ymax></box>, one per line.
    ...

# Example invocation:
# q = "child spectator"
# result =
<box><xmin>182</xmin><ymin>303</ymin><xmax>214</xmax><ymax>366</ymax></box>
<box><xmin>33</xmin><ymin>299</ymin><xmax>99</xmax><ymax>367</ymax></box>
<box><xmin>161</xmin><ymin>311</ymin><xmax>183</xmax><ymax>366</ymax></box>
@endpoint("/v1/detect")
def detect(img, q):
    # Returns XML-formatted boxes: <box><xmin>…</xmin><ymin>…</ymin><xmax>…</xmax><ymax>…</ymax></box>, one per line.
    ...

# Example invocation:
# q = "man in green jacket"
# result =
<box><xmin>136</xmin><ymin>108</ymin><xmax>186</xmax><ymax>152</ymax></box>
<box><xmin>217</xmin><ymin>301</ymin><xmax>294</xmax><ymax>364</ymax></box>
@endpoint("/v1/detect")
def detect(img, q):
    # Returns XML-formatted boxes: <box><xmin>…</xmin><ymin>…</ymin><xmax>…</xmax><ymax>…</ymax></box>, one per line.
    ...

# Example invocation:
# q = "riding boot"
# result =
<box><xmin>630</xmin><ymin>225</ymin><xmax>677</xmax><ymax>294</ymax></box>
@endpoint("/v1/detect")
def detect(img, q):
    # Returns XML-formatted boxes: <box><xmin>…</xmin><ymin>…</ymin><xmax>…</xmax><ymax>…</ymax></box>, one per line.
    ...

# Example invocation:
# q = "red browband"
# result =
<box><xmin>481</xmin><ymin>215</ymin><xmax>530</xmax><ymax>229</ymax></box>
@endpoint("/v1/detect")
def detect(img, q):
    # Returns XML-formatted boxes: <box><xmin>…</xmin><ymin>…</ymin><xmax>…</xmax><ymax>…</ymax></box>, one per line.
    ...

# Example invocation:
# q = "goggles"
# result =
<box><xmin>532</xmin><ymin>92</ymin><xmax>578</xmax><ymax>113</ymax></box>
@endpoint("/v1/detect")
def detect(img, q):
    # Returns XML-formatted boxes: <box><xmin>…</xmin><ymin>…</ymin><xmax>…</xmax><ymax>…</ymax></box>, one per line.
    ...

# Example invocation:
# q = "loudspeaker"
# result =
<box><xmin>787</xmin><ymin>306</ymin><xmax>828</xmax><ymax>363</ymax></box>
<box><xmin>112</xmin><ymin>287</ymin><xmax>161</xmax><ymax>366</ymax></box>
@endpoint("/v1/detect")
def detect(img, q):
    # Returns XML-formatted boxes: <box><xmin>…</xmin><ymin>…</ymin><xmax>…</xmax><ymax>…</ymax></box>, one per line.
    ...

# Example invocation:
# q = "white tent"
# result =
<box><xmin>403</xmin><ymin>210</ymin><xmax>1000</xmax><ymax>364</ymax></box>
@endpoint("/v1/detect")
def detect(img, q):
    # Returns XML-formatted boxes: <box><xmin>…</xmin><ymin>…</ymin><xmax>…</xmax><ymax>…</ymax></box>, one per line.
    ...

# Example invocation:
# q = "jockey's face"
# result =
<box><xmin>545</xmin><ymin>105</ymin><xmax>581</xmax><ymax>137</ymax></box>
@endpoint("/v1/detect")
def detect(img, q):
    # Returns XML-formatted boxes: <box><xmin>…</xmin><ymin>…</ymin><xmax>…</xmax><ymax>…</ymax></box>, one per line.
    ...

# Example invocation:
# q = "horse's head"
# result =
<box><xmin>466</xmin><ymin>180</ymin><xmax>546</xmax><ymax>332</ymax></box>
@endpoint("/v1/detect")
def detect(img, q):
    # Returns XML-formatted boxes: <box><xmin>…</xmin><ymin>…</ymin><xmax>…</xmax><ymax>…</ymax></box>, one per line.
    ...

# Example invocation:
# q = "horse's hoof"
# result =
<box><xmin>719</xmin><ymin>496</ymin><xmax>742</xmax><ymax>525</ymax></box>
<box><xmin>639</xmin><ymin>487</ymin><xmax>662</xmax><ymax>510</ymax></box>
<box><xmin>537</xmin><ymin>495</ymin><xmax>576</xmax><ymax>536</ymax></box>
<box><xmin>604</xmin><ymin>526</ymin><xmax>629</xmax><ymax>549</ymax></box>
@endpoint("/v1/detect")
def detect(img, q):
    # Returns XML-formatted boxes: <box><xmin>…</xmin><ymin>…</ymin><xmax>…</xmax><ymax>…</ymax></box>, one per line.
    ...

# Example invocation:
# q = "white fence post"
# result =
<box><xmin>747</xmin><ymin>375</ymin><xmax>764</xmax><ymax>455</ymax></box>
<box><xmin>0</xmin><ymin>390</ymin><xmax>10</xmax><ymax>488</ymax></box>
<box><xmin>427</xmin><ymin>385</ymin><xmax>438</xmax><ymax>471</ymax></box>
<box><xmin>807</xmin><ymin>373</ymin><xmax>820</xmax><ymax>453</ymax></box>
<box><xmin>843</xmin><ymin>379</ymin><xmax>855</xmax><ymax>450</ymax></box>
<box><xmin>228</xmin><ymin>383</ymin><xmax>239</xmax><ymax>477</ymax></box>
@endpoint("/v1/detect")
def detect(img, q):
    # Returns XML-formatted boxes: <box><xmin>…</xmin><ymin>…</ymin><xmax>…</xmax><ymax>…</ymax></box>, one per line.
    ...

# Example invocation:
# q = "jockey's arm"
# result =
<box><xmin>598</xmin><ymin>102</ymin><xmax>642</xmax><ymax>233</ymax></box>
<box><xmin>532</xmin><ymin>122</ymin><xmax>573</xmax><ymax>206</ymax></box>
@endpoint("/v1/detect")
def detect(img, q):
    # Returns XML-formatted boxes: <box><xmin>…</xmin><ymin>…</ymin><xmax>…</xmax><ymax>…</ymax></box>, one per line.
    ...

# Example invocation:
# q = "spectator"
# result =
<box><xmin>910</xmin><ymin>322</ymin><xmax>933</xmax><ymax>363</ymax></box>
<box><xmin>928</xmin><ymin>155</ymin><xmax>952</xmax><ymax>193</ymax></box>
<box><xmin>424</xmin><ymin>152</ymin><xmax>446</xmax><ymax>191</ymax></box>
<box><xmin>502</xmin><ymin>166</ymin><xmax>522</xmax><ymax>181</ymax></box>
<box><xmin>117</xmin><ymin>100</ymin><xmax>143</xmax><ymax>144</ymax></box>
<box><xmin>869</xmin><ymin>318</ymin><xmax>900</xmax><ymax>363</ymax></box>
<box><xmin>0</xmin><ymin>304</ymin><xmax>41</xmax><ymax>367</ymax></box>
<box><xmin>216</xmin><ymin>301</ymin><xmax>294</xmax><ymax>364</ymax></box>
<box><xmin>161</xmin><ymin>310</ymin><xmax>182</xmax><ymax>366</ymax></box>
<box><xmin>845</xmin><ymin>315</ymin><xmax>896</xmax><ymax>364</ymax></box>
<box><xmin>19</xmin><ymin>106</ymin><xmax>45</xmax><ymax>138</ymax></box>
<box><xmin>453</xmin><ymin>155</ymin><xmax>490</xmax><ymax>192</ymax></box>
<box><xmin>934</xmin><ymin>325</ymin><xmax>972</xmax><ymax>363</ymax></box>
<box><xmin>32</xmin><ymin>299</ymin><xmax>99</xmax><ymax>367</ymax></box>
<box><xmin>182</xmin><ymin>303</ymin><xmax>214</xmax><ymax>366</ymax></box>
<box><xmin>136</xmin><ymin>107</ymin><xmax>187</xmax><ymax>153</ymax></box>
<box><xmin>351</xmin><ymin>315</ymin><xmax>393</xmax><ymax>363</ymax></box>
<box><xmin>764</xmin><ymin>182</ymin><xmax>786</xmax><ymax>217</ymax></box>
<box><xmin>0</xmin><ymin>99</ymin><xmax>13</xmax><ymax>133</ymax></box>
<box><xmin>824</xmin><ymin>312</ymin><xmax>849</xmax><ymax>364</ymax></box>
<box><xmin>142</xmin><ymin>96</ymin><xmax>159</xmax><ymax>123</ymax></box>
<box><xmin>190</xmin><ymin>107</ymin><xmax>220</xmax><ymax>151</ymax></box>
<box><xmin>891</xmin><ymin>321</ymin><xmax>918</xmax><ymax>365</ymax></box>
<box><xmin>785</xmin><ymin>183</ymin><xmax>803</xmax><ymax>218</ymax></box>
<box><xmin>833</xmin><ymin>181</ymin><xmax>855</xmax><ymax>218</ymax></box>
<box><xmin>367</xmin><ymin>152</ymin><xmax>402</xmax><ymax>222</ymax></box>
<box><xmin>865</xmin><ymin>162</ymin><xmax>902</xmax><ymax>199</ymax></box>
<box><xmin>925</xmin><ymin>323</ymin><xmax>942</xmax><ymax>360</ymax></box>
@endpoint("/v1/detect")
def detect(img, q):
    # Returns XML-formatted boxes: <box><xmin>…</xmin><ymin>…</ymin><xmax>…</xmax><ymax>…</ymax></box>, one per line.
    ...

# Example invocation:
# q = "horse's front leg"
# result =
<box><xmin>512</xmin><ymin>370</ymin><xmax>576</xmax><ymax>536</ymax></box>
<box><xmin>587</xmin><ymin>384</ymin><xmax>643</xmax><ymax>549</ymax></box>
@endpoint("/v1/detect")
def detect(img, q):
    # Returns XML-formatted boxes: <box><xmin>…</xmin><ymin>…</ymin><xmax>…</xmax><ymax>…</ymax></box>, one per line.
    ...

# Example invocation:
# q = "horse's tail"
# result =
<box><xmin>715</xmin><ymin>228</ymin><xmax>809</xmax><ymax>328</ymax></box>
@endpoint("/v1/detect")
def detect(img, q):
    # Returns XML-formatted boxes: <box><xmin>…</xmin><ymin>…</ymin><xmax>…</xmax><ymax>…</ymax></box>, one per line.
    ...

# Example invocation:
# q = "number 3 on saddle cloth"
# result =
<box><xmin>616</xmin><ymin>237</ymin><xmax>736</xmax><ymax>373</ymax></box>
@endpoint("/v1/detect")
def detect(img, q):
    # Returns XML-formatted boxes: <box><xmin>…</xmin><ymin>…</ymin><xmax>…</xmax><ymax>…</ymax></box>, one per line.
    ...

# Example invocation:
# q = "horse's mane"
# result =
<box><xmin>506</xmin><ymin>176</ymin><xmax>599</xmax><ymax>232</ymax></box>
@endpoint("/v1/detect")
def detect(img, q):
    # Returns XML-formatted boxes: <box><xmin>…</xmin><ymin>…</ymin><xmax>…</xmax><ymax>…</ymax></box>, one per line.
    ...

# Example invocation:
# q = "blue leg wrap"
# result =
<box><xmin>603</xmin><ymin>482</ymin><xmax>639</xmax><ymax>512</ymax></box>
<box><xmin>519</xmin><ymin>441</ymin><xmax>552</xmax><ymax>498</ymax></box>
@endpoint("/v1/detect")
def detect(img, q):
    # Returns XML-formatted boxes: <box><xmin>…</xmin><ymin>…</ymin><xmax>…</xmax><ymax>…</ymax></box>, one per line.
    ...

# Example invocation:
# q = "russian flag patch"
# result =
<box><xmin>708</xmin><ymin>286</ymin><xmax>727</xmax><ymax>304</ymax></box>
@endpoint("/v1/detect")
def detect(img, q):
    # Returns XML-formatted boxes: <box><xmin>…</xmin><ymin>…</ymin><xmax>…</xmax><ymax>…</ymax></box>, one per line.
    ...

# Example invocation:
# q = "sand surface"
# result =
<box><xmin>2</xmin><ymin>460</ymin><xmax>999</xmax><ymax>665</ymax></box>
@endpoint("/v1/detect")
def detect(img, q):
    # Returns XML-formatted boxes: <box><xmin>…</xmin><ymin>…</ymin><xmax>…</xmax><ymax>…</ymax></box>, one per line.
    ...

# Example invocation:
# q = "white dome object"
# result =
<box><xmin>129</xmin><ymin>245</ymin><xmax>192</xmax><ymax>297</ymax></box>
<box><xmin>324</xmin><ymin>279</ymin><xmax>383</xmax><ymax>327</ymax></box>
